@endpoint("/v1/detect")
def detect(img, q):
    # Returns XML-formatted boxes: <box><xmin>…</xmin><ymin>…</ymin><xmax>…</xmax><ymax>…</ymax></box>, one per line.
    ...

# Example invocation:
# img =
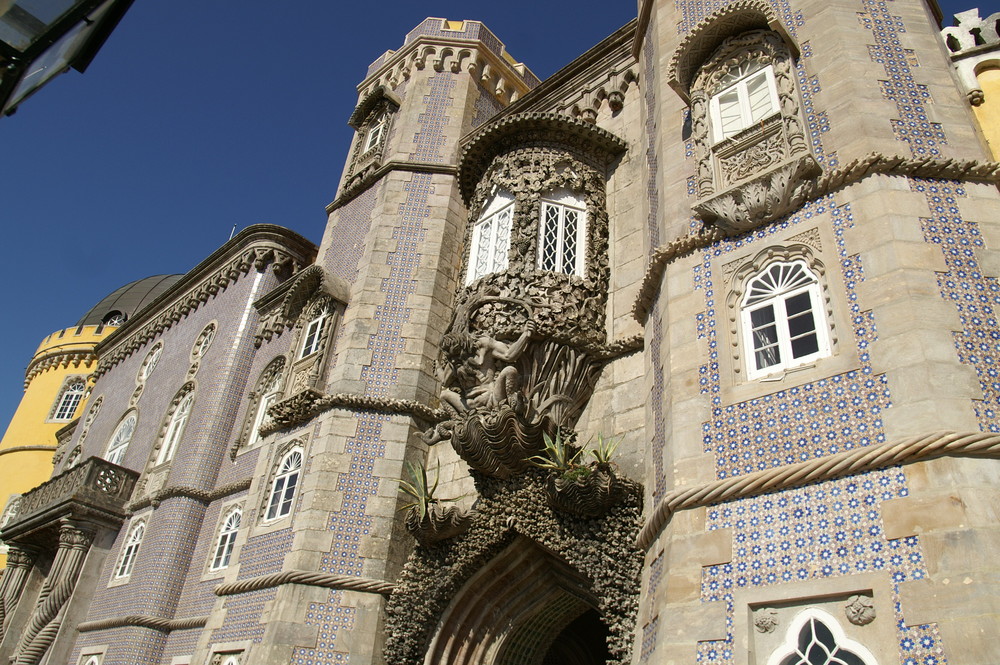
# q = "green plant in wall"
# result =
<box><xmin>531</xmin><ymin>431</ymin><xmax>630</xmax><ymax>518</ymax></box>
<box><xmin>398</xmin><ymin>460</ymin><xmax>471</xmax><ymax>546</ymax></box>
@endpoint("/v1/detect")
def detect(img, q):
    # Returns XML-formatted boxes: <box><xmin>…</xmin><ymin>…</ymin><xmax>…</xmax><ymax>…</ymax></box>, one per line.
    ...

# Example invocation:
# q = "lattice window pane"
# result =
<box><xmin>540</xmin><ymin>203</ymin><xmax>561</xmax><ymax>272</ymax></box>
<box><xmin>561</xmin><ymin>208</ymin><xmax>579</xmax><ymax>273</ymax></box>
<box><xmin>777</xmin><ymin>617</ymin><xmax>869</xmax><ymax>665</ymax></box>
<box><xmin>493</xmin><ymin>207</ymin><xmax>511</xmax><ymax>272</ymax></box>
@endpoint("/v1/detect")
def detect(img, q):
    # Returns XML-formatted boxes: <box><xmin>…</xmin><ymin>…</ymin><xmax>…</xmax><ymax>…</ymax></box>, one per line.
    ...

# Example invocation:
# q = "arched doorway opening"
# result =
<box><xmin>424</xmin><ymin>536</ymin><xmax>612</xmax><ymax>665</ymax></box>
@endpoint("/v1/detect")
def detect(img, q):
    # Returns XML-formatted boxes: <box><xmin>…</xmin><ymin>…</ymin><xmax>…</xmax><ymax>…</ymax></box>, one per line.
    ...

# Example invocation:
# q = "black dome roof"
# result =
<box><xmin>76</xmin><ymin>275</ymin><xmax>184</xmax><ymax>326</ymax></box>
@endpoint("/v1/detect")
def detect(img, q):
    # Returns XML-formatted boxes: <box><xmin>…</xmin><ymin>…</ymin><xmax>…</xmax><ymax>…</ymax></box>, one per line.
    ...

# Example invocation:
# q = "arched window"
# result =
<box><xmin>265</xmin><ymin>447</ymin><xmax>303</xmax><ymax>521</ymax></box>
<box><xmin>81</xmin><ymin>656</ymin><xmax>101</xmax><ymax>665</ymax></box>
<box><xmin>709</xmin><ymin>59</ymin><xmax>780</xmax><ymax>142</ymax></box>
<box><xmin>192</xmin><ymin>323</ymin><xmax>216</xmax><ymax>362</ymax></box>
<box><xmin>250</xmin><ymin>363</ymin><xmax>284</xmax><ymax>448</ymax></box>
<box><xmin>138</xmin><ymin>342</ymin><xmax>163</xmax><ymax>382</ymax></box>
<box><xmin>767</xmin><ymin>609</ymin><xmax>877</xmax><ymax>665</ymax></box>
<box><xmin>466</xmin><ymin>191</ymin><xmax>514</xmax><ymax>284</ymax></box>
<box><xmin>156</xmin><ymin>391</ymin><xmax>193</xmax><ymax>465</ymax></box>
<box><xmin>538</xmin><ymin>189</ymin><xmax>586</xmax><ymax>276</ymax></box>
<box><xmin>52</xmin><ymin>377</ymin><xmax>86</xmax><ymax>421</ymax></box>
<box><xmin>102</xmin><ymin>311</ymin><xmax>126</xmax><ymax>326</ymax></box>
<box><xmin>115</xmin><ymin>520</ymin><xmax>145</xmax><ymax>578</ymax></box>
<box><xmin>105</xmin><ymin>412</ymin><xmax>137</xmax><ymax>465</ymax></box>
<box><xmin>741</xmin><ymin>260</ymin><xmax>830</xmax><ymax>378</ymax></box>
<box><xmin>211</xmin><ymin>506</ymin><xmax>242</xmax><ymax>570</ymax></box>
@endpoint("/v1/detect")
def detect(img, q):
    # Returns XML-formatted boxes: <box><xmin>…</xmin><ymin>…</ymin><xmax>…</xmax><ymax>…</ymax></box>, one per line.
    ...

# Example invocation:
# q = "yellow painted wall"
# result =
<box><xmin>0</xmin><ymin>324</ymin><xmax>116</xmax><ymax>566</ymax></box>
<box><xmin>973</xmin><ymin>67</ymin><xmax>1000</xmax><ymax>159</ymax></box>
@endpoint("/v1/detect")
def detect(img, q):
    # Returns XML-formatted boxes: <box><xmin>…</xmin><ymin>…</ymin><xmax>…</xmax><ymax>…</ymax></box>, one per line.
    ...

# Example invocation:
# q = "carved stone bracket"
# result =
<box><xmin>694</xmin><ymin>153</ymin><xmax>822</xmax><ymax>234</ymax></box>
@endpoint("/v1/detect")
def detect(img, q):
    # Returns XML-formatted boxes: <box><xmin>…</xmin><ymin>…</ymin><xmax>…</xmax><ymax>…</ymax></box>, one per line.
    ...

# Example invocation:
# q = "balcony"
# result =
<box><xmin>1</xmin><ymin>457</ymin><xmax>138</xmax><ymax>547</ymax></box>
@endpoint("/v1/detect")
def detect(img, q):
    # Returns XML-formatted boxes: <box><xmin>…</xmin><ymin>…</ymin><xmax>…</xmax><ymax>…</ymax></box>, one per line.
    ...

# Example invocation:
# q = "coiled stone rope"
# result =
<box><xmin>632</xmin><ymin>153</ymin><xmax>1000</xmax><ymax>322</ymax></box>
<box><xmin>77</xmin><ymin>615</ymin><xmax>208</xmax><ymax>633</ymax></box>
<box><xmin>214</xmin><ymin>569</ymin><xmax>395</xmax><ymax>598</ymax></box>
<box><xmin>636</xmin><ymin>430</ymin><xmax>1000</xmax><ymax>551</ymax></box>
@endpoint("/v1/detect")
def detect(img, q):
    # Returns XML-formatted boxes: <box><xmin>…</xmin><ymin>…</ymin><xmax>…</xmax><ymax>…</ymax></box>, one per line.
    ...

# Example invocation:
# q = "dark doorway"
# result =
<box><xmin>542</xmin><ymin>608</ymin><xmax>610</xmax><ymax>665</ymax></box>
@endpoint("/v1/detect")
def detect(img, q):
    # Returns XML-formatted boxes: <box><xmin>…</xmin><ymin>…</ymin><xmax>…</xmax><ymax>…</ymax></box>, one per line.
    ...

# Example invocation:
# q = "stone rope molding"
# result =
<box><xmin>637</xmin><ymin>430</ymin><xmax>1000</xmax><ymax>551</ymax></box>
<box><xmin>632</xmin><ymin>153</ymin><xmax>1000</xmax><ymax>322</ymax></box>
<box><xmin>126</xmin><ymin>479</ymin><xmax>252</xmax><ymax>513</ymax></box>
<box><xmin>214</xmin><ymin>570</ymin><xmax>395</xmax><ymax>598</ymax></box>
<box><xmin>77</xmin><ymin>615</ymin><xmax>208</xmax><ymax>633</ymax></box>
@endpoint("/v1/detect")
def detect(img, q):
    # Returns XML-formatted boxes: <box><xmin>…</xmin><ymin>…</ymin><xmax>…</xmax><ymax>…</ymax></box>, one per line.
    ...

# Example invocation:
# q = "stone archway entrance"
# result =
<box><xmin>424</xmin><ymin>537</ymin><xmax>611</xmax><ymax>665</ymax></box>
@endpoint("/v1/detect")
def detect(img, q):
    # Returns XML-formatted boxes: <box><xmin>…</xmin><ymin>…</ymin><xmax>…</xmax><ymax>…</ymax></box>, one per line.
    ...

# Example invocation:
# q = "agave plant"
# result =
<box><xmin>587</xmin><ymin>433</ymin><xmax>621</xmax><ymax>467</ymax></box>
<box><xmin>398</xmin><ymin>460</ymin><xmax>447</xmax><ymax>520</ymax></box>
<box><xmin>528</xmin><ymin>431</ymin><xmax>583</xmax><ymax>474</ymax></box>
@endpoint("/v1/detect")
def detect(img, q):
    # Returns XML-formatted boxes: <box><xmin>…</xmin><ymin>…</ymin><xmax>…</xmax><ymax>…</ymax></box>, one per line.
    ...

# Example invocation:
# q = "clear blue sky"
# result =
<box><xmin>0</xmin><ymin>0</ymin><xmax>973</xmax><ymax>438</ymax></box>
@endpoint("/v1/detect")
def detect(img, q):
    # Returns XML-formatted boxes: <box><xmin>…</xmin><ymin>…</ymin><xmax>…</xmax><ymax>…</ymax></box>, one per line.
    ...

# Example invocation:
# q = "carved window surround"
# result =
<box><xmin>456</xmin><ymin>112</ymin><xmax>626</xmax><ymax>348</ymax></box>
<box><xmin>668</xmin><ymin>2</ymin><xmax>820</xmax><ymax>235</ymax></box>
<box><xmin>231</xmin><ymin>355</ymin><xmax>287</xmax><ymax>459</ymax></box>
<box><xmin>344</xmin><ymin>86</ymin><xmax>401</xmax><ymax>189</ymax></box>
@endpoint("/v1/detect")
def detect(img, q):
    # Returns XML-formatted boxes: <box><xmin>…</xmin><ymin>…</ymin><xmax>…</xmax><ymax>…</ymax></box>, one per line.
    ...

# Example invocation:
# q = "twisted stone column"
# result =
<box><xmin>0</xmin><ymin>547</ymin><xmax>35</xmax><ymax>642</ymax></box>
<box><xmin>11</xmin><ymin>521</ymin><xmax>93</xmax><ymax>665</ymax></box>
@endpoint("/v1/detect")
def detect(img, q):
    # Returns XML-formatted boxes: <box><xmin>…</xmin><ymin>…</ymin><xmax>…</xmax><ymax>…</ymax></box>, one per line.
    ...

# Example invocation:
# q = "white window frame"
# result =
<box><xmin>740</xmin><ymin>261</ymin><xmax>830</xmax><ymax>379</ymax></box>
<box><xmin>709</xmin><ymin>62</ymin><xmax>780</xmax><ymax>143</ymax></box>
<box><xmin>265</xmin><ymin>447</ymin><xmax>303</xmax><ymax>521</ymax></box>
<box><xmin>766</xmin><ymin>608</ymin><xmax>878</xmax><ymax>665</ymax></box>
<box><xmin>155</xmin><ymin>392</ymin><xmax>193</xmax><ymax>465</ymax></box>
<box><xmin>211</xmin><ymin>506</ymin><xmax>242</xmax><ymax>571</ymax></box>
<box><xmin>363</xmin><ymin>115</ymin><xmax>386</xmax><ymax>153</ymax></box>
<box><xmin>537</xmin><ymin>189</ymin><xmax>587</xmax><ymax>277</ymax></box>
<box><xmin>105</xmin><ymin>412</ymin><xmax>137</xmax><ymax>465</ymax></box>
<box><xmin>53</xmin><ymin>378</ymin><xmax>86</xmax><ymax>421</ymax></box>
<box><xmin>249</xmin><ymin>373</ymin><xmax>282</xmax><ymax>448</ymax></box>
<box><xmin>300</xmin><ymin>312</ymin><xmax>328</xmax><ymax>359</ymax></box>
<box><xmin>466</xmin><ymin>191</ymin><xmax>514</xmax><ymax>284</ymax></box>
<box><xmin>115</xmin><ymin>520</ymin><xmax>145</xmax><ymax>579</ymax></box>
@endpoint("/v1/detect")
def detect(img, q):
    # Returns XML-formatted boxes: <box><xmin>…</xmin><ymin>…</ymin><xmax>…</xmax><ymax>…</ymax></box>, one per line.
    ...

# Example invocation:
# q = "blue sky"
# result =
<box><xmin>0</xmin><ymin>0</ymin><xmax>974</xmax><ymax>437</ymax></box>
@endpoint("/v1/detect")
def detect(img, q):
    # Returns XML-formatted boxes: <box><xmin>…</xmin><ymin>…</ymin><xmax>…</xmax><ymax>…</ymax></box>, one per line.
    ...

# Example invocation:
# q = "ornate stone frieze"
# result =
<box><xmin>94</xmin><ymin>226</ymin><xmax>316</xmax><ymax>378</ymax></box>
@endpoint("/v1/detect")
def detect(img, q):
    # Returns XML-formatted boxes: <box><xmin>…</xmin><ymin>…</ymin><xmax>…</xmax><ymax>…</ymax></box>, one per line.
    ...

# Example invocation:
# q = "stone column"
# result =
<box><xmin>11</xmin><ymin>520</ymin><xmax>93</xmax><ymax>665</ymax></box>
<box><xmin>0</xmin><ymin>546</ymin><xmax>35</xmax><ymax>642</ymax></box>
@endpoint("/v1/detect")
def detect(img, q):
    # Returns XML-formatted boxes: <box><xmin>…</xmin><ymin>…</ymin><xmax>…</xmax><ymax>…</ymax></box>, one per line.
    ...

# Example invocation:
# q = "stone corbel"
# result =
<box><xmin>694</xmin><ymin>153</ymin><xmax>821</xmax><ymax>235</ymax></box>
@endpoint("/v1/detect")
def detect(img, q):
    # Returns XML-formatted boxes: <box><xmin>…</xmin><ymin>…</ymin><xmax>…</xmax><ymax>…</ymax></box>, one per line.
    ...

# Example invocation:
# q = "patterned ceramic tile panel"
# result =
<box><xmin>71</xmin><ymin>626</ymin><xmax>167</xmax><ymax>665</ymax></box>
<box><xmin>916</xmin><ymin>180</ymin><xmax>1000</xmax><ymax>432</ymax></box>
<box><xmin>409</xmin><ymin>74</ymin><xmax>457</xmax><ymax>163</ymax></box>
<box><xmin>324</xmin><ymin>186</ymin><xmax>380</xmax><ymax>283</ymax></box>
<box><xmin>472</xmin><ymin>81</ymin><xmax>504</xmax><ymax>128</ymax></box>
<box><xmin>858</xmin><ymin>0</ymin><xmax>943</xmax><ymax>158</ymax></box>
<box><xmin>293</xmin><ymin>65</ymin><xmax>452</xmax><ymax>663</ymax></box>
<box><xmin>236</xmin><ymin>528</ymin><xmax>294</xmax><ymax>579</ymax></box>
<box><xmin>160</xmin><ymin>628</ymin><xmax>200</xmax><ymax>664</ymax></box>
<box><xmin>695</xmin><ymin>471</ymin><xmax>946</xmax><ymax>665</ymax></box>
<box><xmin>292</xmin><ymin>590</ymin><xmax>353</xmax><ymax>664</ymax></box>
<box><xmin>208</xmin><ymin>588</ymin><xmax>277</xmax><ymax>645</ymax></box>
